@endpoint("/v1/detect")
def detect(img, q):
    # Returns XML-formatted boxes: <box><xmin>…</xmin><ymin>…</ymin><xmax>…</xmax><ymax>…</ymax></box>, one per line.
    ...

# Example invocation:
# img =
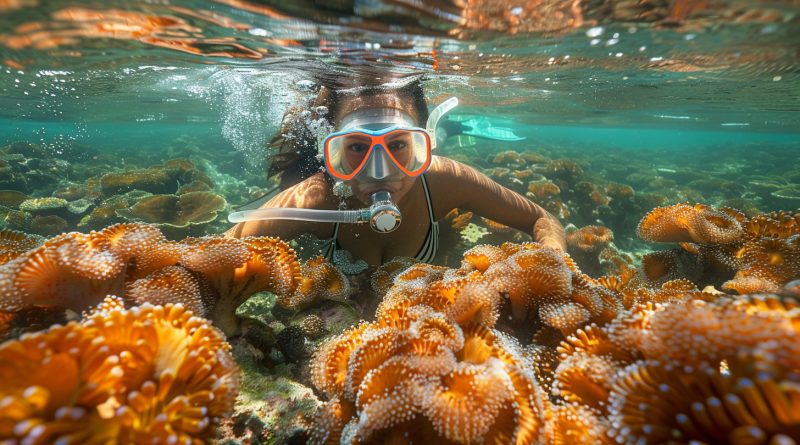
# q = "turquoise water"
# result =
<box><xmin>2</xmin><ymin>3</ymin><xmax>800</xmax><ymax>443</ymax></box>
<box><xmin>0</xmin><ymin>0</ymin><xmax>798</xmax><ymax>243</ymax></box>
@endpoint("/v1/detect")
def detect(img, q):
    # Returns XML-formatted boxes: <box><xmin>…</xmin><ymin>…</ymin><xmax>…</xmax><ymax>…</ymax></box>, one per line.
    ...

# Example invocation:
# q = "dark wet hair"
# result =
<box><xmin>267</xmin><ymin>72</ymin><xmax>428</xmax><ymax>189</ymax></box>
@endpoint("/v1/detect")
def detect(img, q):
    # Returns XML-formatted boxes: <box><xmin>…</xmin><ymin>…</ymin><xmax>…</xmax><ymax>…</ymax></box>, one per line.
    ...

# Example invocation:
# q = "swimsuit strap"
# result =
<box><xmin>324</xmin><ymin>174</ymin><xmax>440</xmax><ymax>263</ymax></box>
<box><xmin>414</xmin><ymin>174</ymin><xmax>439</xmax><ymax>263</ymax></box>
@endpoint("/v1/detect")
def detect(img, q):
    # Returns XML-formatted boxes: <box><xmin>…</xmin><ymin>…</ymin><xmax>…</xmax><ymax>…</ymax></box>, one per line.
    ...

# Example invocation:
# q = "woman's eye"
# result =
<box><xmin>348</xmin><ymin>143</ymin><xmax>369</xmax><ymax>152</ymax></box>
<box><xmin>388</xmin><ymin>141</ymin><xmax>407</xmax><ymax>151</ymax></box>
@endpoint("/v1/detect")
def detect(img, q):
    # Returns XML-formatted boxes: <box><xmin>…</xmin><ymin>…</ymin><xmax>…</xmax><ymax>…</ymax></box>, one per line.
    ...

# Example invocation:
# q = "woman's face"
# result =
<box><xmin>334</xmin><ymin>96</ymin><xmax>423</xmax><ymax>205</ymax></box>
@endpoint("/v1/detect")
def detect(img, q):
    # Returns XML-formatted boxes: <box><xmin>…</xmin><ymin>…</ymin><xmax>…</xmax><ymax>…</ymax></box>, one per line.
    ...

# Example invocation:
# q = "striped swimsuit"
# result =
<box><xmin>324</xmin><ymin>175</ymin><xmax>440</xmax><ymax>263</ymax></box>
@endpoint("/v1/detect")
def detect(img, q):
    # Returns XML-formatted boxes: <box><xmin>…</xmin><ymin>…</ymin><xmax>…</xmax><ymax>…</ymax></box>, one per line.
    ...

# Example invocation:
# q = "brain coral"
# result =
<box><xmin>0</xmin><ymin>297</ymin><xmax>239</xmax><ymax>444</ymax></box>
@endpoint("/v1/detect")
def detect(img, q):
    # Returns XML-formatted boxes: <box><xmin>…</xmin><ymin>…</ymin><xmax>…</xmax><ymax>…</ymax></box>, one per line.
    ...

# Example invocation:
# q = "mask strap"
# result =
<box><xmin>426</xmin><ymin>97</ymin><xmax>459</xmax><ymax>150</ymax></box>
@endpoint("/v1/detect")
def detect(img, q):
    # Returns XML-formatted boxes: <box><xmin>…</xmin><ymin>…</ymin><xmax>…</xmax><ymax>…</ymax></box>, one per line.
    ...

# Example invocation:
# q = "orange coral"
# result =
<box><xmin>490</xmin><ymin>150</ymin><xmax>523</xmax><ymax>165</ymax></box>
<box><xmin>279</xmin><ymin>255</ymin><xmax>349</xmax><ymax>310</ymax></box>
<box><xmin>574</xmin><ymin>181</ymin><xmax>610</xmax><ymax>206</ymax></box>
<box><xmin>637</xmin><ymin>206</ymin><xmax>800</xmax><ymax>293</ymax></box>
<box><xmin>180</xmin><ymin>236</ymin><xmax>301</xmax><ymax>335</ymax></box>
<box><xmin>451</xmin><ymin>211</ymin><xmax>474</xmax><ymax>230</ymax></box>
<box><xmin>0</xmin><ymin>231</ymin><xmax>127</xmax><ymax>312</ymax></box>
<box><xmin>310</xmin><ymin>308</ymin><xmax>547</xmax><ymax>444</ymax></box>
<box><xmin>312</xmin><ymin>234</ymin><xmax>800</xmax><ymax>445</ymax></box>
<box><xmin>567</xmin><ymin>226</ymin><xmax>613</xmax><ymax>253</ymax></box>
<box><xmin>637</xmin><ymin>203</ymin><xmax>745</xmax><ymax>244</ymax></box>
<box><xmin>546</xmin><ymin>294</ymin><xmax>800</xmax><ymax>445</ymax></box>
<box><xmin>604</xmin><ymin>183</ymin><xmax>635</xmax><ymax>201</ymax></box>
<box><xmin>371</xmin><ymin>243</ymin><xmax>625</xmax><ymax>342</ymax></box>
<box><xmin>546</xmin><ymin>403</ymin><xmax>609</xmax><ymax>445</ymax></box>
<box><xmin>0</xmin><ymin>297</ymin><xmax>238</xmax><ymax>444</ymax></box>
<box><xmin>126</xmin><ymin>265</ymin><xmax>212</xmax><ymax>316</ymax></box>
<box><xmin>0</xmin><ymin>229</ymin><xmax>40</xmax><ymax>265</ymax></box>
<box><xmin>724</xmin><ymin>235</ymin><xmax>800</xmax><ymax>294</ymax></box>
<box><xmin>370</xmin><ymin>257</ymin><xmax>419</xmax><ymax>295</ymax></box>
<box><xmin>608</xmin><ymin>357</ymin><xmax>800</xmax><ymax>444</ymax></box>
<box><xmin>0</xmin><ymin>224</ymin><xmax>307</xmax><ymax>336</ymax></box>
<box><xmin>526</xmin><ymin>179</ymin><xmax>561</xmax><ymax>200</ymax></box>
<box><xmin>481</xmin><ymin>217</ymin><xmax>513</xmax><ymax>233</ymax></box>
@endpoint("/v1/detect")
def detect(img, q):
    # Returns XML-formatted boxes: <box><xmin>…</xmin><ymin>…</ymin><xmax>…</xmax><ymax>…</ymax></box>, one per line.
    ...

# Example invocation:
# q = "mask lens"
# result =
<box><xmin>325</xmin><ymin>132</ymin><xmax>373</xmax><ymax>178</ymax></box>
<box><xmin>383</xmin><ymin>129</ymin><xmax>430</xmax><ymax>175</ymax></box>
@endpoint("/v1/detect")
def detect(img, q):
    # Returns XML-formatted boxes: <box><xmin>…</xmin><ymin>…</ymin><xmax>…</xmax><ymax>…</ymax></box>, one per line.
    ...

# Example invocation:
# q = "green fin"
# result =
<box><xmin>460</xmin><ymin>118</ymin><xmax>526</xmax><ymax>142</ymax></box>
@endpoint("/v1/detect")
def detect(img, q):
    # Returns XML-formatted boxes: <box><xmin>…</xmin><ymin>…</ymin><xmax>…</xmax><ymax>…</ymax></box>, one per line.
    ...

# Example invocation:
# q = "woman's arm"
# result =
<box><xmin>430</xmin><ymin>157</ymin><xmax>567</xmax><ymax>251</ymax></box>
<box><xmin>225</xmin><ymin>173</ymin><xmax>335</xmax><ymax>240</ymax></box>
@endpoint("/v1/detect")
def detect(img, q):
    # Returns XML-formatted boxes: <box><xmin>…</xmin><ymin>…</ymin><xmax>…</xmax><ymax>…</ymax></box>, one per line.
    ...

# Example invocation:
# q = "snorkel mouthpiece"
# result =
<box><xmin>227</xmin><ymin>192</ymin><xmax>402</xmax><ymax>233</ymax></box>
<box><xmin>368</xmin><ymin>191</ymin><xmax>401</xmax><ymax>233</ymax></box>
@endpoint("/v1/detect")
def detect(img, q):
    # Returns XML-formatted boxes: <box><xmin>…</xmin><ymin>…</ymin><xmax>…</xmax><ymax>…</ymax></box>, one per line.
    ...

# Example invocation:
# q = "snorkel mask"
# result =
<box><xmin>323</xmin><ymin>96</ymin><xmax>457</xmax><ymax>181</ymax></box>
<box><xmin>228</xmin><ymin>97</ymin><xmax>458</xmax><ymax>233</ymax></box>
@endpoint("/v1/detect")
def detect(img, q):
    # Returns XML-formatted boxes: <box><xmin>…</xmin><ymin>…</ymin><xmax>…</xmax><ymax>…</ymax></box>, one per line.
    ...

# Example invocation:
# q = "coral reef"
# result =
<box><xmin>310</xmin><ymin>306</ymin><xmax>547</xmax><ymax>444</ymax></box>
<box><xmin>0</xmin><ymin>147</ymin><xmax>254</xmax><ymax>238</ymax></box>
<box><xmin>115</xmin><ymin>191</ymin><xmax>226</xmax><ymax>228</ymax></box>
<box><xmin>549</xmin><ymin>294</ymin><xmax>800</xmax><ymax>444</ymax></box>
<box><xmin>636</xmin><ymin>204</ymin><xmax>800</xmax><ymax>293</ymax></box>
<box><xmin>0</xmin><ymin>223</ymin><xmax>349</xmax><ymax>337</ymax></box>
<box><xmin>305</xmin><ymin>239</ymin><xmax>800</xmax><ymax>444</ymax></box>
<box><xmin>0</xmin><ymin>134</ymin><xmax>799</xmax><ymax>444</ymax></box>
<box><xmin>0</xmin><ymin>296</ymin><xmax>239</xmax><ymax>444</ymax></box>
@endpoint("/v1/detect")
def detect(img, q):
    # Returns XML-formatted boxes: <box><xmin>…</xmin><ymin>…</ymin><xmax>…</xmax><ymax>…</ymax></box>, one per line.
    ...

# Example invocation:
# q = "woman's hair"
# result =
<box><xmin>267</xmin><ymin>73</ymin><xmax>428</xmax><ymax>189</ymax></box>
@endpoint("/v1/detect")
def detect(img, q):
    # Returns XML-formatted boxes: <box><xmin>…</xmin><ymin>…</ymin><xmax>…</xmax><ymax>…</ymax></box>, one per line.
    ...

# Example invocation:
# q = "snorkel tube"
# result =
<box><xmin>427</xmin><ymin>97</ymin><xmax>458</xmax><ymax>150</ymax></box>
<box><xmin>227</xmin><ymin>191</ymin><xmax>401</xmax><ymax>233</ymax></box>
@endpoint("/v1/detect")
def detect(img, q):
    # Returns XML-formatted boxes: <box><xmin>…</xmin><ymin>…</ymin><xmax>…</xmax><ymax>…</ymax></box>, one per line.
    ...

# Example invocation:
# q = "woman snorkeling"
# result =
<box><xmin>226</xmin><ymin>75</ymin><xmax>565</xmax><ymax>266</ymax></box>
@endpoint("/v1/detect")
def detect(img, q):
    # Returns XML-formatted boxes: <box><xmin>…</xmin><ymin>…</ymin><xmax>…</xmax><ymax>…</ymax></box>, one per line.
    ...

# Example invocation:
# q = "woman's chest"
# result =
<box><xmin>336</xmin><ymin>213</ymin><xmax>431</xmax><ymax>265</ymax></box>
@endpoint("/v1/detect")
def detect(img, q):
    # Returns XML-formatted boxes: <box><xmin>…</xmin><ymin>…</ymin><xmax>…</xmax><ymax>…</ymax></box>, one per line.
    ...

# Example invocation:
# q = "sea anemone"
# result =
<box><xmin>126</xmin><ymin>265</ymin><xmax>213</xmax><ymax>317</ymax></box>
<box><xmin>0</xmin><ymin>229</ymin><xmax>41</xmax><ymax>265</ymax></box>
<box><xmin>637</xmin><ymin>206</ymin><xmax>799</xmax><ymax>293</ymax></box>
<box><xmin>180</xmin><ymin>236</ymin><xmax>301</xmax><ymax>335</ymax></box>
<box><xmin>545</xmin><ymin>292</ymin><xmax>800</xmax><ymax>445</ymax></box>
<box><xmin>278</xmin><ymin>255</ymin><xmax>349</xmax><ymax>310</ymax></box>
<box><xmin>0</xmin><ymin>231</ymin><xmax>127</xmax><ymax>312</ymax></box>
<box><xmin>0</xmin><ymin>225</ymin><xmax>308</xmax><ymax>337</ymax></box>
<box><xmin>0</xmin><ymin>297</ymin><xmax>239</xmax><ymax>444</ymax></box>
<box><xmin>637</xmin><ymin>203</ymin><xmax>744</xmax><ymax>244</ymax></box>
<box><xmin>608</xmin><ymin>358</ymin><xmax>800</xmax><ymax>444</ymax></box>
<box><xmin>566</xmin><ymin>226</ymin><xmax>614</xmax><ymax>253</ymax></box>
<box><xmin>724</xmin><ymin>235</ymin><xmax>800</xmax><ymax>294</ymax></box>
<box><xmin>309</xmin><ymin>310</ymin><xmax>547</xmax><ymax>445</ymax></box>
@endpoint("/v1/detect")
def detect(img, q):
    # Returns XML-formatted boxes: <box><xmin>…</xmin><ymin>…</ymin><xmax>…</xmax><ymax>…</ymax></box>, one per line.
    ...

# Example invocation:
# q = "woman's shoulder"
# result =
<box><xmin>426</xmin><ymin>156</ymin><xmax>484</xmax><ymax>184</ymax></box>
<box><xmin>262</xmin><ymin>172</ymin><xmax>335</xmax><ymax>210</ymax></box>
<box><xmin>427</xmin><ymin>155</ymin><xmax>468</xmax><ymax>178</ymax></box>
